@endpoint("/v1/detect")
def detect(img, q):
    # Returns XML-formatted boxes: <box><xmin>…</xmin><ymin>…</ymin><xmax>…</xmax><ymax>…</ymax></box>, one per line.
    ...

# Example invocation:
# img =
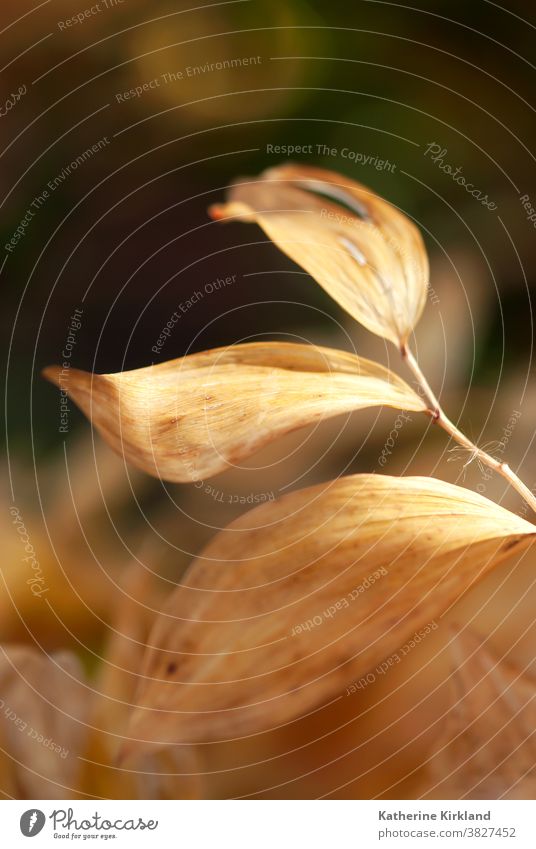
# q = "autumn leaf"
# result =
<box><xmin>84</xmin><ymin>560</ymin><xmax>203</xmax><ymax>800</ymax></box>
<box><xmin>0</xmin><ymin>722</ymin><xmax>19</xmax><ymax>798</ymax></box>
<box><xmin>43</xmin><ymin>342</ymin><xmax>426</xmax><ymax>484</ymax></box>
<box><xmin>0</xmin><ymin>567</ymin><xmax>204</xmax><ymax>800</ymax></box>
<box><xmin>210</xmin><ymin>164</ymin><xmax>428</xmax><ymax>346</ymax></box>
<box><xmin>0</xmin><ymin>647</ymin><xmax>88</xmax><ymax>799</ymax></box>
<box><xmin>425</xmin><ymin>630</ymin><xmax>536</xmax><ymax>800</ymax></box>
<box><xmin>123</xmin><ymin>475</ymin><xmax>535</xmax><ymax>757</ymax></box>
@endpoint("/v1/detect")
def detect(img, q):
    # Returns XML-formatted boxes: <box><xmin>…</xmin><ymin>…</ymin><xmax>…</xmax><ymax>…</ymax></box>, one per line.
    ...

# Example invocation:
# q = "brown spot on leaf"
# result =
<box><xmin>502</xmin><ymin>536</ymin><xmax>521</xmax><ymax>552</ymax></box>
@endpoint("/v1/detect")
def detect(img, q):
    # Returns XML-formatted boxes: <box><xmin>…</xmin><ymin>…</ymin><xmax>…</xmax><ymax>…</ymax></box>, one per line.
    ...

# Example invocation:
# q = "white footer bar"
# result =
<box><xmin>2</xmin><ymin>799</ymin><xmax>533</xmax><ymax>847</ymax></box>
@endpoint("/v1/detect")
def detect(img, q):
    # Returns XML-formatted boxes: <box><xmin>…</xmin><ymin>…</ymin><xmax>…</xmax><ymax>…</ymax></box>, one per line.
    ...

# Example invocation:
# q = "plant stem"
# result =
<box><xmin>401</xmin><ymin>342</ymin><xmax>536</xmax><ymax>515</ymax></box>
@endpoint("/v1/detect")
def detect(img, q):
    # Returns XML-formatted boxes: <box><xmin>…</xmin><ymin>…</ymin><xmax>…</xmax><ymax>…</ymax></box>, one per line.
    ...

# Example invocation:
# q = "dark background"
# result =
<box><xmin>3</xmin><ymin>0</ymin><xmax>535</xmax><ymax>456</ymax></box>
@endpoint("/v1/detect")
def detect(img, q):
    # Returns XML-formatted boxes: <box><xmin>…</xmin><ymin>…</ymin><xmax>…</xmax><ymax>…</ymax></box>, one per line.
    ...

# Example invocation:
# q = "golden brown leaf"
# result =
<box><xmin>0</xmin><ymin>721</ymin><xmax>19</xmax><ymax>798</ymax></box>
<box><xmin>426</xmin><ymin>630</ymin><xmax>536</xmax><ymax>799</ymax></box>
<box><xmin>0</xmin><ymin>647</ymin><xmax>88</xmax><ymax>799</ymax></box>
<box><xmin>210</xmin><ymin>164</ymin><xmax>428</xmax><ymax>345</ymax></box>
<box><xmin>124</xmin><ymin>475</ymin><xmax>535</xmax><ymax>756</ymax></box>
<box><xmin>84</xmin><ymin>560</ymin><xmax>204</xmax><ymax>800</ymax></box>
<box><xmin>91</xmin><ymin>560</ymin><xmax>163</xmax><ymax>742</ymax></box>
<box><xmin>43</xmin><ymin>342</ymin><xmax>426</xmax><ymax>484</ymax></box>
<box><xmin>0</xmin><ymin>574</ymin><xmax>204</xmax><ymax>800</ymax></box>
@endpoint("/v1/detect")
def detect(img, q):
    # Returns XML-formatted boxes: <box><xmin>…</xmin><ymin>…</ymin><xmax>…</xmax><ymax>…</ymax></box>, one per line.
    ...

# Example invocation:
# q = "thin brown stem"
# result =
<box><xmin>401</xmin><ymin>342</ymin><xmax>536</xmax><ymax>515</ymax></box>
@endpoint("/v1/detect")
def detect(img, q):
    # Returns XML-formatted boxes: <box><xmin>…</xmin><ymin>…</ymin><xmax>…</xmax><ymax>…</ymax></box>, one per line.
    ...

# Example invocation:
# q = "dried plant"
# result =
<box><xmin>36</xmin><ymin>163</ymin><xmax>536</xmax><ymax>797</ymax></box>
<box><xmin>43</xmin><ymin>343</ymin><xmax>425</xmax><ymax>483</ymax></box>
<box><xmin>424</xmin><ymin>630</ymin><xmax>536</xmax><ymax>800</ymax></box>
<box><xmin>124</xmin><ymin>477</ymin><xmax>532</xmax><ymax>755</ymax></box>
<box><xmin>0</xmin><ymin>560</ymin><xmax>201</xmax><ymax>799</ymax></box>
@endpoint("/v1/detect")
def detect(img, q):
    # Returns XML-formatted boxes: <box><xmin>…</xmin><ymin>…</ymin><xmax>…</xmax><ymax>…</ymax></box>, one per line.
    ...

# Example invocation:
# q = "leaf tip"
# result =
<box><xmin>208</xmin><ymin>203</ymin><xmax>226</xmax><ymax>221</ymax></box>
<box><xmin>41</xmin><ymin>364</ymin><xmax>62</xmax><ymax>388</ymax></box>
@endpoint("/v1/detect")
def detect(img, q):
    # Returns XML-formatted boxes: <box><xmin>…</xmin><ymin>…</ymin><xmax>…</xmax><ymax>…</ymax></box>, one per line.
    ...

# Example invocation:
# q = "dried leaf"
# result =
<box><xmin>0</xmin><ymin>581</ymin><xmax>203</xmax><ymax>800</ymax></box>
<box><xmin>426</xmin><ymin>630</ymin><xmax>536</xmax><ymax>799</ymax></box>
<box><xmin>84</xmin><ymin>560</ymin><xmax>204</xmax><ymax>800</ymax></box>
<box><xmin>0</xmin><ymin>721</ymin><xmax>19</xmax><ymax>798</ymax></box>
<box><xmin>124</xmin><ymin>475</ymin><xmax>535</xmax><ymax>755</ymax></box>
<box><xmin>0</xmin><ymin>647</ymin><xmax>88</xmax><ymax>799</ymax></box>
<box><xmin>210</xmin><ymin>164</ymin><xmax>428</xmax><ymax>345</ymax></box>
<box><xmin>43</xmin><ymin>342</ymin><xmax>426</xmax><ymax>483</ymax></box>
<box><xmin>92</xmin><ymin>560</ymin><xmax>164</xmax><ymax>741</ymax></box>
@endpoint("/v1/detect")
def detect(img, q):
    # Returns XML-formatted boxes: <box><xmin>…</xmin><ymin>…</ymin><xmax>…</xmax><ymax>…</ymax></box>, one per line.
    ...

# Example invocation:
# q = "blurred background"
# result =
<box><xmin>1</xmin><ymin>0</ymin><xmax>536</xmax><ymax>799</ymax></box>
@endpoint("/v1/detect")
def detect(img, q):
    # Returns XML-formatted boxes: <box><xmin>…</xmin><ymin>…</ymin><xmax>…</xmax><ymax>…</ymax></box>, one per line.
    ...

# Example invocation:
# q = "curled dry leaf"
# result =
<box><xmin>124</xmin><ymin>475</ymin><xmax>535</xmax><ymax>756</ymax></box>
<box><xmin>86</xmin><ymin>561</ymin><xmax>203</xmax><ymax>800</ymax></box>
<box><xmin>91</xmin><ymin>560</ymin><xmax>164</xmax><ymax>742</ymax></box>
<box><xmin>0</xmin><ymin>566</ymin><xmax>204</xmax><ymax>800</ymax></box>
<box><xmin>0</xmin><ymin>646</ymin><xmax>88</xmax><ymax>799</ymax></box>
<box><xmin>43</xmin><ymin>342</ymin><xmax>426</xmax><ymax>484</ymax></box>
<box><xmin>0</xmin><ymin>721</ymin><xmax>18</xmax><ymax>798</ymax></box>
<box><xmin>210</xmin><ymin>164</ymin><xmax>428</xmax><ymax>346</ymax></box>
<box><xmin>425</xmin><ymin>630</ymin><xmax>536</xmax><ymax>800</ymax></box>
